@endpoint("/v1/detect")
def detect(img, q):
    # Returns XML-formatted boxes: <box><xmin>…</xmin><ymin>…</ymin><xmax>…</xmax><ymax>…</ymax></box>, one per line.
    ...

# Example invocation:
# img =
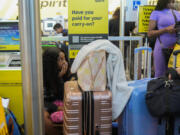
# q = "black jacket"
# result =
<box><xmin>109</xmin><ymin>18</ymin><xmax>135</xmax><ymax>46</ymax></box>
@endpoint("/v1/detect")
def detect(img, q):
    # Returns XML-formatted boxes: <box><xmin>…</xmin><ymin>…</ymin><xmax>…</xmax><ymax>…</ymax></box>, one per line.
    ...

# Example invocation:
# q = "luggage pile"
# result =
<box><xmin>63</xmin><ymin>50</ymin><xmax>112</xmax><ymax>135</ymax></box>
<box><xmin>63</xmin><ymin>44</ymin><xmax>180</xmax><ymax>135</ymax></box>
<box><xmin>119</xmin><ymin>47</ymin><xmax>180</xmax><ymax>135</ymax></box>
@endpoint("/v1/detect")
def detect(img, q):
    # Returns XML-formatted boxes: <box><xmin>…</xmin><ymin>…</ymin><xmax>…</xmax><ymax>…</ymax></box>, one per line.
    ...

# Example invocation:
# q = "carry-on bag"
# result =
<box><xmin>168</xmin><ymin>45</ymin><xmax>180</xmax><ymax>68</ymax></box>
<box><xmin>146</xmin><ymin>49</ymin><xmax>180</xmax><ymax>117</ymax></box>
<box><xmin>166</xmin><ymin>50</ymin><xmax>180</xmax><ymax>135</ymax></box>
<box><xmin>77</xmin><ymin>50</ymin><xmax>106</xmax><ymax>91</ymax></box>
<box><xmin>63</xmin><ymin>81</ymin><xmax>112</xmax><ymax>135</ymax></box>
<box><xmin>173</xmin><ymin>50</ymin><xmax>180</xmax><ymax>68</ymax></box>
<box><xmin>173</xmin><ymin>50</ymin><xmax>180</xmax><ymax>135</ymax></box>
<box><xmin>5</xmin><ymin>109</ymin><xmax>22</xmax><ymax>135</ymax></box>
<box><xmin>118</xmin><ymin>47</ymin><xmax>162</xmax><ymax>135</ymax></box>
<box><xmin>118</xmin><ymin>79</ymin><xmax>161</xmax><ymax>135</ymax></box>
<box><xmin>146</xmin><ymin>50</ymin><xmax>180</xmax><ymax>135</ymax></box>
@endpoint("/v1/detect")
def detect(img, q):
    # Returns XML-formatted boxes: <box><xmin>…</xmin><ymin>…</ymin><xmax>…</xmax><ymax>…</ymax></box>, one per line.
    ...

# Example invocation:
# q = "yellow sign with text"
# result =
<box><xmin>138</xmin><ymin>6</ymin><xmax>155</xmax><ymax>33</ymax></box>
<box><xmin>68</xmin><ymin>0</ymin><xmax>108</xmax><ymax>34</ymax></box>
<box><xmin>69</xmin><ymin>49</ymin><xmax>79</xmax><ymax>59</ymax></box>
<box><xmin>40</xmin><ymin>0</ymin><xmax>68</xmax><ymax>19</ymax></box>
<box><xmin>0</xmin><ymin>45</ymin><xmax>20</xmax><ymax>51</ymax></box>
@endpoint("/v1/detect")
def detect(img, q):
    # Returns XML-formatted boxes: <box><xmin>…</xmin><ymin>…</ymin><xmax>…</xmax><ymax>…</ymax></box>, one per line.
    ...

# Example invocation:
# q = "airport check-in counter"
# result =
<box><xmin>0</xmin><ymin>52</ymin><xmax>24</xmax><ymax>125</ymax></box>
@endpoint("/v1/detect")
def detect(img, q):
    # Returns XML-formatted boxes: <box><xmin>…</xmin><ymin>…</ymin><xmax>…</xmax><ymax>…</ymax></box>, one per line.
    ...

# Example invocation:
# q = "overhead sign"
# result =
<box><xmin>40</xmin><ymin>0</ymin><xmax>68</xmax><ymax>19</ymax></box>
<box><xmin>68</xmin><ymin>0</ymin><xmax>108</xmax><ymax>44</ymax></box>
<box><xmin>0</xmin><ymin>0</ymin><xmax>68</xmax><ymax>20</ymax></box>
<box><xmin>0</xmin><ymin>0</ymin><xmax>18</xmax><ymax>20</ymax></box>
<box><xmin>133</xmin><ymin>0</ymin><xmax>141</xmax><ymax>11</ymax></box>
<box><xmin>138</xmin><ymin>5</ymin><xmax>155</xmax><ymax>33</ymax></box>
<box><xmin>126</xmin><ymin>0</ymin><xmax>148</xmax><ymax>22</ymax></box>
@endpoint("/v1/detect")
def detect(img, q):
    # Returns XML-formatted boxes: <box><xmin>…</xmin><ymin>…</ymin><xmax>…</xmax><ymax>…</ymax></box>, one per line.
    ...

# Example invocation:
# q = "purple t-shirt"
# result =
<box><xmin>150</xmin><ymin>9</ymin><xmax>180</xmax><ymax>47</ymax></box>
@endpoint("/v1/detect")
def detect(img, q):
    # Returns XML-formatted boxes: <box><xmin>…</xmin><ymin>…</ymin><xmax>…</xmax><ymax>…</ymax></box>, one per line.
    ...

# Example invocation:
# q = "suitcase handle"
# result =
<box><xmin>134</xmin><ymin>47</ymin><xmax>152</xmax><ymax>54</ymax></box>
<box><xmin>173</xmin><ymin>50</ymin><xmax>180</xmax><ymax>68</ymax></box>
<box><xmin>112</xmin><ymin>122</ymin><xmax>118</xmax><ymax>128</ymax></box>
<box><xmin>173</xmin><ymin>50</ymin><xmax>180</xmax><ymax>56</ymax></box>
<box><xmin>134</xmin><ymin>47</ymin><xmax>152</xmax><ymax>80</ymax></box>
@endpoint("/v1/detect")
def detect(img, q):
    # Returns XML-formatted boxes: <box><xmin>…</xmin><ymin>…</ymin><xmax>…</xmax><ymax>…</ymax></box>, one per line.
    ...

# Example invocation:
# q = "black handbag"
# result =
<box><xmin>146</xmin><ymin>68</ymin><xmax>180</xmax><ymax>118</ymax></box>
<box><xmin>146</xmin><ymin>77</ymin><xmax>180</xmax><ymax>117</ymax></box>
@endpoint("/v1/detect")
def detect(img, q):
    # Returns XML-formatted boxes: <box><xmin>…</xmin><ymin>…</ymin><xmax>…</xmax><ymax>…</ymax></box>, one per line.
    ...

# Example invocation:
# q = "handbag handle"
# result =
<box><xmin>173</xmin><ymin>50</ymin><xmax>180</xmax><ymax>56</ymax></box>
<box><xmin>172</xmin><ymin>10</ymin><xmax>178</xmax><ymax>24</ymax></box>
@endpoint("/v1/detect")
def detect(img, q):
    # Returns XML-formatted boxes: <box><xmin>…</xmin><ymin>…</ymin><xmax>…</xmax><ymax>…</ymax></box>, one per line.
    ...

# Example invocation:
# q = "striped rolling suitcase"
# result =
<box><xmin>63</xmin><ymin>81</ymin><xmax>112</xmax><ymax>135</ymax></box>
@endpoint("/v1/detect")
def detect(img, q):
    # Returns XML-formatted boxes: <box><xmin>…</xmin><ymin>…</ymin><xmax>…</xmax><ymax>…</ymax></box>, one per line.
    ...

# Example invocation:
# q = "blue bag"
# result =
<box><xmin>5</xmin><ymin>109</ymin><xmax>22</xmax><ymax>135</ymax></box>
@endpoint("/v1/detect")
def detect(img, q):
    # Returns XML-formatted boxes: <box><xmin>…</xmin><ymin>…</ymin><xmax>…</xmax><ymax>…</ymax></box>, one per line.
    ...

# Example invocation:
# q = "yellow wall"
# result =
<box><xmin>0</xmin><ymin>69</ymin><xmax>24</xmax><ymax>125</ymax></box>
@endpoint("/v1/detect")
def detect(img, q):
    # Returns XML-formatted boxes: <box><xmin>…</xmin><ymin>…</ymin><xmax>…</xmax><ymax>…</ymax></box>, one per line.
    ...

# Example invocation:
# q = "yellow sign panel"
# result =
<box><xmin>68</xmin><ymin>0</ymin><xmax>108</xmax><ymax>34</ymax></box>
<box><xmin>0</xmin><ymin>45</ymin><xmax>20</xmax><ymax>51</ymax></box>
<box><xmin>69</xmin><ymin>49</ymin><xmax>79</xmax><ymax>59</ymax></box>
<box><xmin>138</xmin><ymin>6</ymin><xmax>155</xmax><ymax>33</ymax></box>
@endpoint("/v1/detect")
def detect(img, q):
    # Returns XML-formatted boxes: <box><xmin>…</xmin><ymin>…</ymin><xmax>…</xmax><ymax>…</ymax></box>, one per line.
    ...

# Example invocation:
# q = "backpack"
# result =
<box><xmin>5</xmin><ymin>109</ymin><xmax>23</xmax><ymax>135</ymax></box>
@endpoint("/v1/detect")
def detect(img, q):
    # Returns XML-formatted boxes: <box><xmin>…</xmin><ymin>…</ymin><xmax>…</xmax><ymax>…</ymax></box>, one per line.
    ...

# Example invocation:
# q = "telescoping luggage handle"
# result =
<box><xmin>173</xmin><ymin>50</ymin><xmax>180</xmax><ymax>68</ymax></box>
<box><xmin>134</xmin><ymin>47</ymin><xmax>152</xmax><ymax>80</ymax></box>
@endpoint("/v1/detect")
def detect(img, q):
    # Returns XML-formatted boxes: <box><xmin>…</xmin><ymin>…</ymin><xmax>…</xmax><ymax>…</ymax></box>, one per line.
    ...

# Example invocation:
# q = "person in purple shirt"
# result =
<box><xmin>148</xmin><ymin>0</ymin><xmax>180</xmax><ymax>77</ymax></box>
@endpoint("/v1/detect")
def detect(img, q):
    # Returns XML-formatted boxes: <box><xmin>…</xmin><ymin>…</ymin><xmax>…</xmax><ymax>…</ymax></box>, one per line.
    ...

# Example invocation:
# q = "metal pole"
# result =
<box><xmin>128</xmin><ymin>32</ymin><xmax>132</xmax><ymax>79</ymax></box>
<box><xmin>119</xmin><ymin>0</ymin><xmax>125</xmax><ymax>57</ymax></box>
<box><xmin>19</xmin><ymin>0</ymin><xmax>44</xmax><ymax>135</ymax></box>
<box><xmin>144</xmin><ymin>37</ymin><xmax>148</xmax><ymax>78</ymax></box>
<box><xmin>138</xmin><ymin>39</ymin><xmax>143</xmax><ymax>79</ymax></box>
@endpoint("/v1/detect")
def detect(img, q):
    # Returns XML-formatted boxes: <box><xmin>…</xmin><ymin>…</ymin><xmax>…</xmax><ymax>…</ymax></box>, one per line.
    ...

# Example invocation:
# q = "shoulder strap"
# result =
<box><xmin>171</xmin><ymin>10</ymin><xmax>178</xmax><ymax>23</ymax></box>
<box><xmin>158</xmin><ymin>10</ymin><xmax>178</xmax><ymax>47</ymax></box>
